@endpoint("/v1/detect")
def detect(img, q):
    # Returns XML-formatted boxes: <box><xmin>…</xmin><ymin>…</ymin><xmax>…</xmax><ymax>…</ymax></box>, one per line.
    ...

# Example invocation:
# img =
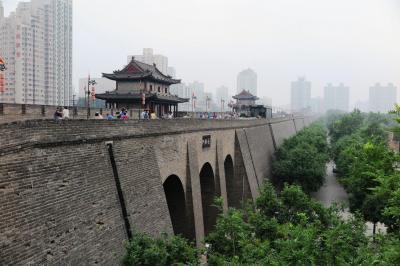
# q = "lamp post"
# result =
<box><xmin>87</xmin><ymin>76</ymin><xmax>96</xmax><ymax>119</ymax></box>
<box><xmin>191</xmin><ymin>93</ymin><xmax>197</xmax><ymax>117</ymax></box>
<box><xmin>205</xmin><ymin>96</ymin><xmax>210</xmax><ymax>113</ymax></box>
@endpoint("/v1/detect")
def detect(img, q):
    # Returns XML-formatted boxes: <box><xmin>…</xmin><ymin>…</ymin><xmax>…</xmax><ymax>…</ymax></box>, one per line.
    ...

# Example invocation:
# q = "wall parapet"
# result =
<box><xmin>0</xmin><ymin>117</ymin><xmax>313</xmax><ymax>156</ymax></box>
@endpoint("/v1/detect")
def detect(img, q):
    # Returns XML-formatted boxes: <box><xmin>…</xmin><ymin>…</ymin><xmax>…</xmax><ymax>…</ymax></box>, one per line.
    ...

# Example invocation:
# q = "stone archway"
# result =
<box><xmin>199</xmin><ymin>163</ymin><xmax>218</xmax><ymax>236</ymax></box>
<box><xmin>163</xmin><ymin>175</ymin><xmax>190</xmax><ymax>239</ymax></box>
<box><xmin>224</xmin><ymin>155</ymin><xmax>237</xmax><ymax>208</ymax></box>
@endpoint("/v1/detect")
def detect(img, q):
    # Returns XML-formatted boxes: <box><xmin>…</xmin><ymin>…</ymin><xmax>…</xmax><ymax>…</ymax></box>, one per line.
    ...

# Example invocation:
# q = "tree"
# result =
<box><xmin>272</xmin><ymin>123</ymin><xmax>329</xmax><ymax>193</ymax></box>
<box><xmin>122</xmin><ymin>233</ymin><xmax>198</xmax><ymax>266</ymax></box>
<box><xmin>328</xmin><ymin>109</ymin><xmax>364</xmax><ymax>144</ymax></box>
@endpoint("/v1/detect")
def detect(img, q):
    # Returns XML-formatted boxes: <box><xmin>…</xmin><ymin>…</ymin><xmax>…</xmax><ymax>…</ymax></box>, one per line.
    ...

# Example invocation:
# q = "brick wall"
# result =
<box><xmin>0</xmin><ymin>117</ymin><xmax>315</xmax><ymax>265</ymax></box>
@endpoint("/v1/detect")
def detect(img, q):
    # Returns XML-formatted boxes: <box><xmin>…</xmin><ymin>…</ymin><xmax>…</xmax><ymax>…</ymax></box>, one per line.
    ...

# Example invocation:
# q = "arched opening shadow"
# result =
<box><xmin>199</xmin><ymin>163</ymin><xmax>218</xmax><ymax>236</ymax></box>
<box><xmin>163</xmin><ymin>175</ymin><xmax>190</xmax><ymax>239</ymax></box>
<box><xmin>224</xmin><ymin>155</ymin><xmax>238</xmax><ymax>208</ymax></box>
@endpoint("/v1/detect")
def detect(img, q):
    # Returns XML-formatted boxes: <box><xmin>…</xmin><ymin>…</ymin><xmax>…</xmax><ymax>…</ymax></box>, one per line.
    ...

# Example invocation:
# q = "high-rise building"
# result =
<box><xmin>170</xmin><ymin>82</ymin><xmax>193</xmax><ymax>112</ymax></box>
<box><xmin>324</xmin><ymin>83</ymin><xmax>350</xmax><ymax>112</ymax></box>
<box><xmin>237</xmin><ymin>68</ymin><xmax>257</xmax><ymax>96</ymax></box>
<box><xmin>310</xmin><ymin>97</ymin><xmax>324</xmax><ymax>114</ymax></box>
<box><xmin>167</xmin><ymin>67</ymin><xmax>176</xmax><ymax>78</ymax></box>
<box><xmin>291</xmin><ymin>77</ymin><xmax>311</xmax><ymax>112</ymax></box>
<box><xmin>128</xmin><ymin>48</ymin><xmax>169</xmax><ymax>75</ymax></box>
<box><xmin>0</xmin><ymin>0</ymin><xmax>73</xmax><ymax>106</ymax></box>
<box><xmin>215</xmin><ymin>86</ymin><xmax>229</xmax><ymax>105</ymax></box>
<box><xmin>0</xmin><ymin>1</ymin><xmax>4</xmax><ymax>20</ymax></box>
<box><xmin>188</xmin><ymin>81</ymin><xmax>208</xmax><ymax>111</ymax></box>
<box><xmin>369</xmin><ymin>83</ymin><xmax>397</xmax><ymax>113</ymax></box>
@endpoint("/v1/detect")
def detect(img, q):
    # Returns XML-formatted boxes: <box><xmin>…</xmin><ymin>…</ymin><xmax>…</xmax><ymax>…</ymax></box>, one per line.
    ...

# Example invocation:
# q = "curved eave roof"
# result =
<box><xmin>96</xmin><ymin>92</ymin><xmax>189</xmax><ymax>104</ymax></box>
<box><xmin>232</xmin><ymin>95</ymin><xmax>259</xmax><ymax>100</ymax></box>
<box><xmin>102</xmin><ymin>73</ymin><xmax>181</xmax><ymax>85</ymax></box>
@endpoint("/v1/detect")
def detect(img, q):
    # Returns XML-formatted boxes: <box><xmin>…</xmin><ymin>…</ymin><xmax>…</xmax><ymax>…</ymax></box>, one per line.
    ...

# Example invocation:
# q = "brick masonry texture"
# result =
<box><xmin>0</xmin><ymin>116</ymin><xmax>314</xmax><ymax>265</ymax></box>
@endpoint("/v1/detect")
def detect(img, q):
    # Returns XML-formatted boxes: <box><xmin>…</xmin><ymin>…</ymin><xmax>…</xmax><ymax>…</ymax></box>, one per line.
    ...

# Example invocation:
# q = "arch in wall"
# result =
<box><xmin>163</xmin><ymin>175</ymin><xmax>190</xmax><ymax>239</ymax></box>
<box><xmin>199</xmin><ymin>162</ymin><xmax>218</xmax><ymax>236</ymax></box>
<box><xmin>224</xmin><ymin>154</ymin><xmax>237</xmax><ymax>208</ymax></box>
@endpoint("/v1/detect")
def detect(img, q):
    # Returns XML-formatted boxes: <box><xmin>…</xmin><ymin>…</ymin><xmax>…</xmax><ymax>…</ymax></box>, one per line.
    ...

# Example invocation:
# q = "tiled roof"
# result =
<box><xmin>102</xmin><ymin>57</ymin><xmax>181</xmax><ymax>85</ymax></box>
<box><xmin>233</xmin><ymin>90</ymin><xmax>259</xmax><ymax>100</ymax></box>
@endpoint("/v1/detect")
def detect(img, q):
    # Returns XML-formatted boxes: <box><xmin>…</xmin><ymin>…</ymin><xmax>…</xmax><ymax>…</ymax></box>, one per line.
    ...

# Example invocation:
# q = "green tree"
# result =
<box><xmin>273</xmin><ymin>142</ymin><xmax>327</xmax><ymax>193</ymax></box>
<box><xmin>328</xmin><ymin>109</ymin><xmax>364</xmax><ymax>144</ymax></box>
<box><xmin>122</xmin><ymin>233</ymin><xmax>198</xmax><ymax>266</ymax></box>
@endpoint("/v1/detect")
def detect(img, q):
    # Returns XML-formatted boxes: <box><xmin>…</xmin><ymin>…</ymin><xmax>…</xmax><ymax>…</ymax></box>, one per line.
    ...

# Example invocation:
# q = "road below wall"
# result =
<box><xmin>311</xmin><ymin>162</ymin><xmax>386</xmax><ymax>235</ymax></box>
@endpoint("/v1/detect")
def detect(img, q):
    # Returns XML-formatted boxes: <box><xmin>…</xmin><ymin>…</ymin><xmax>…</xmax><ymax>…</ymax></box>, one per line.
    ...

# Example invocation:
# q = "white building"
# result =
<box><xmin>291</xmin><ymin>77</ymin><xmax>311</xmax><ymax>112</ymax></box>
<box><xmin>167</xmin><ymin>67</ymin><xmax>176</xmax><ymax>78</ymax></box>
<box><xmin>170</xmin><ymin>82</ymin><xmax>193</xmax><ymax>112</ymax></box>
<box><xmin>237</xmin><ymin>68</ymin><xmax>257</xmax><ymax>96</ymax></box>
<box><xmin>0</xmin><ymin>0</ymin><xmax>73</xmax><ymax>106</ymax></box>
<box><xmin>324</xmin><ymin>83</ymin><xmax>350</xmax><ymax>112</ymax></box>
<box><xmin>188</xmin><ymin>81</ymin><xmax>207</xmax><ymax>111</ymax></box>
<box><xmin>128</xmin><ymin>48</ymin><xmax>169</xmax><ymax>75</ymax></box>
<box><xmin>215</xmin><ymin>86</ymin><xmax>229</xmax><ymax>109</ymax></box>
<box><xmin>369</xmin><ymin>83</ymin><xmax>397</xmax><ymax>113</ymax></box>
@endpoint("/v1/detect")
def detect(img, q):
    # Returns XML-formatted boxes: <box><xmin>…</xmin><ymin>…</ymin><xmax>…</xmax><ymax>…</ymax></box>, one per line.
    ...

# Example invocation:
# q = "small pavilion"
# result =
<box><xmin>231</xmin><ymin>90</ymin><xmax>270</xmax><ymax>118</ymax></box>
<box><xmin>96</xmin><ymin>57</ymin><xmax>188</xmax><ymax>117</ymax></box>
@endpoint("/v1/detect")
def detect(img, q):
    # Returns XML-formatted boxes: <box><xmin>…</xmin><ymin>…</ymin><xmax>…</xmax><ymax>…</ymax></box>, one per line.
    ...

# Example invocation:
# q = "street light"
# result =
<box><xmin>206</xmin><ymin>96</ymin><xmax>211</xmax><ymax>113</ymax></box>
<box><xmin>87</xmin><ymin>76</ymin><xmax>96</xmax><ymax>119</ymax></box>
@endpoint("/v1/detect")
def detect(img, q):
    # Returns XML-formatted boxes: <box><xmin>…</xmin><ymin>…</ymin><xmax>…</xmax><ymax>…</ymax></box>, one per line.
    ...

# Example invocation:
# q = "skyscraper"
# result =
<box><xmin>215</xmin><ymin>86</ymin><xmax>229</xmax><ymax>104</ymax></box>
<box><xmin>0</xmin><ymin>0</ymin><xmax>73</xmax><ymax>106</ymax></box>
<box><xmin>237</xmin><ymin>68</ymin><xmax>257</xmax><ymax>96</ymax></box>
<box><xmin>0</xmin><ymin>1</ymin><xmax>4</xmax><ymax>21</ymax></box>
<box><xmin>291</xmin><ymin>77</ymin><xmax>311</xmax><ymax>112</ymax></box>
<box><xmin>324</xmin><ymin>83</ymin><xmax>350</xmax><ymax>112</ymax></box>
<box><xmin>170</xmin><ymin>82</ymin><xmax>193</xmax><ymax>112</ymax></box>
<box><xmin>369</xmin><ymin>83</ymin><xmax>397</xmax><ymax>113</ymax></box>
<box><xmin>128</xmin><ymin>48</ymin><xmax>169</xmax><ymax>75</ymax></box>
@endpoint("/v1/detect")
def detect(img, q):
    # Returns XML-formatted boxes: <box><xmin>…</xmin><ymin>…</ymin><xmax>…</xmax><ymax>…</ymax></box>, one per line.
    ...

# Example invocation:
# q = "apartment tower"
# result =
<box><xmin>0</xmin><ymin>0</ymin><xmax>72</xmax><ymax>106</ymax></box>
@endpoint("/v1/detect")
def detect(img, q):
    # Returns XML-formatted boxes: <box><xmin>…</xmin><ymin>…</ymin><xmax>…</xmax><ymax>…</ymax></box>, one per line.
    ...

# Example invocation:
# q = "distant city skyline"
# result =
<box><xmin>237</xmin><ymin>68</ymin><xmax>257</xmax><ymax>96</ymax></box>
<box><xmin>2</xmin><ymin>0</ymin><xmax>400</xmax><ymax>106</ymax></box>
<box><xmin>324</xmin><ymin>83</ymin><xmax>350</xmax><ymax>112</ymax></box>
<box><xmin>369</xmin><ymin>83</ymin><xmax>397</xmax><ymax>113</ymax></box>
<box><xmin>291</xmin><ymin>77</ymin><xmax>311</xmax><ymax>112</ymax></box>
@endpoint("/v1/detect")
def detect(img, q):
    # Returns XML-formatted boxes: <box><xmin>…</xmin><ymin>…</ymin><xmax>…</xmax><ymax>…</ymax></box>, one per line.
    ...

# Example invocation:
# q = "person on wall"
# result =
<box><xmin>62</xmin><ymin>107</ymin><xmax>70</xmax><ymax>119</ymax></box>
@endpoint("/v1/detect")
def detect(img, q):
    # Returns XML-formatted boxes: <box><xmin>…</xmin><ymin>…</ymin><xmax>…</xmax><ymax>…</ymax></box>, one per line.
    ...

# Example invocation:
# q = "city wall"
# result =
<box><xmin>0</xmin><ymin>103</ymin><xmax>132</xmax><ymax>124</ymax></box>
<box><xmin>0</xmin><ymin>116</ymin><xmax>314</xmax><ymax>265</ymax></box>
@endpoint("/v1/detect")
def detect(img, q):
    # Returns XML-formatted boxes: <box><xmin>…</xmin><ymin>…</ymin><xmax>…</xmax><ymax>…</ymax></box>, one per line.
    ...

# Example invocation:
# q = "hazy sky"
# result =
<box><xmin>3</xmin><ymin>0</ymin><xmax>400</xmax><ymax>106</ymax></box>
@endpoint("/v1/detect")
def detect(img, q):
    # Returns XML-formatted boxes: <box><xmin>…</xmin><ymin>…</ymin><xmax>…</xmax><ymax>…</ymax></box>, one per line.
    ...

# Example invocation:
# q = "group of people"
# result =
<box><xmin>140</xmin><ymin>110</ymin><xmax>173</xmax><ymax>120</ymax></box>
<box><xmin>103</xmin><ymin>108</ymin><xmax>129</xmax><ymax>120</ymax></box>
<box><xmin>53</xmin><ymin>107</ymin><xmax>239</xmax><ymax>121</ymax></box>
<box><xmin>54</xmin><ymin>107</ymin><xmax>70</xmax><ymax>121</ymax></box>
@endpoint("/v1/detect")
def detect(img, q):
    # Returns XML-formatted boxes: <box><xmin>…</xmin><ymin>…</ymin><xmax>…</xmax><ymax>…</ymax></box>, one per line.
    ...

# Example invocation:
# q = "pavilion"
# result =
<box><xmin>232</xmin><ymin>90</ymin><xmax>269</xmax><ymax>118</ymax></box>
<box><xmin>96</xmin><ymin>57</ymin><xmax>188</xmax><ymax>118</ymax></box>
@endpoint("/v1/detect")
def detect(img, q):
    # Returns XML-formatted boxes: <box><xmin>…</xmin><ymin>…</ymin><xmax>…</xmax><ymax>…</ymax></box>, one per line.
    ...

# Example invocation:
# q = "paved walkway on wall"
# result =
<box><xmin>312</xmin><ymin>162</ymin><xmax>386</xmax><ymax>235</ymax></box>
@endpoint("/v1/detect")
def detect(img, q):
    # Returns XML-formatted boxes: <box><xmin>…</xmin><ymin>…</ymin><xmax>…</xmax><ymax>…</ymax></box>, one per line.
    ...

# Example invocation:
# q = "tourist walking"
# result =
<box><xmin>106</xmin><ymin>113</ymin><xmax>114</xmax><ymax>120</ymax></box>
<box><xmin>53</xmin><ymin>107</ymin><xmax>63</xmax><ymax>122</ymax></box>
<box><xmin>94</xmin><ymin>112</ymin><xmax>103</xmax><ymax>119</ymax></box>
<box><xmin>62</xmin><ymin>107</ymin><xmax>70</xmax><ymax>119</ymax></box>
